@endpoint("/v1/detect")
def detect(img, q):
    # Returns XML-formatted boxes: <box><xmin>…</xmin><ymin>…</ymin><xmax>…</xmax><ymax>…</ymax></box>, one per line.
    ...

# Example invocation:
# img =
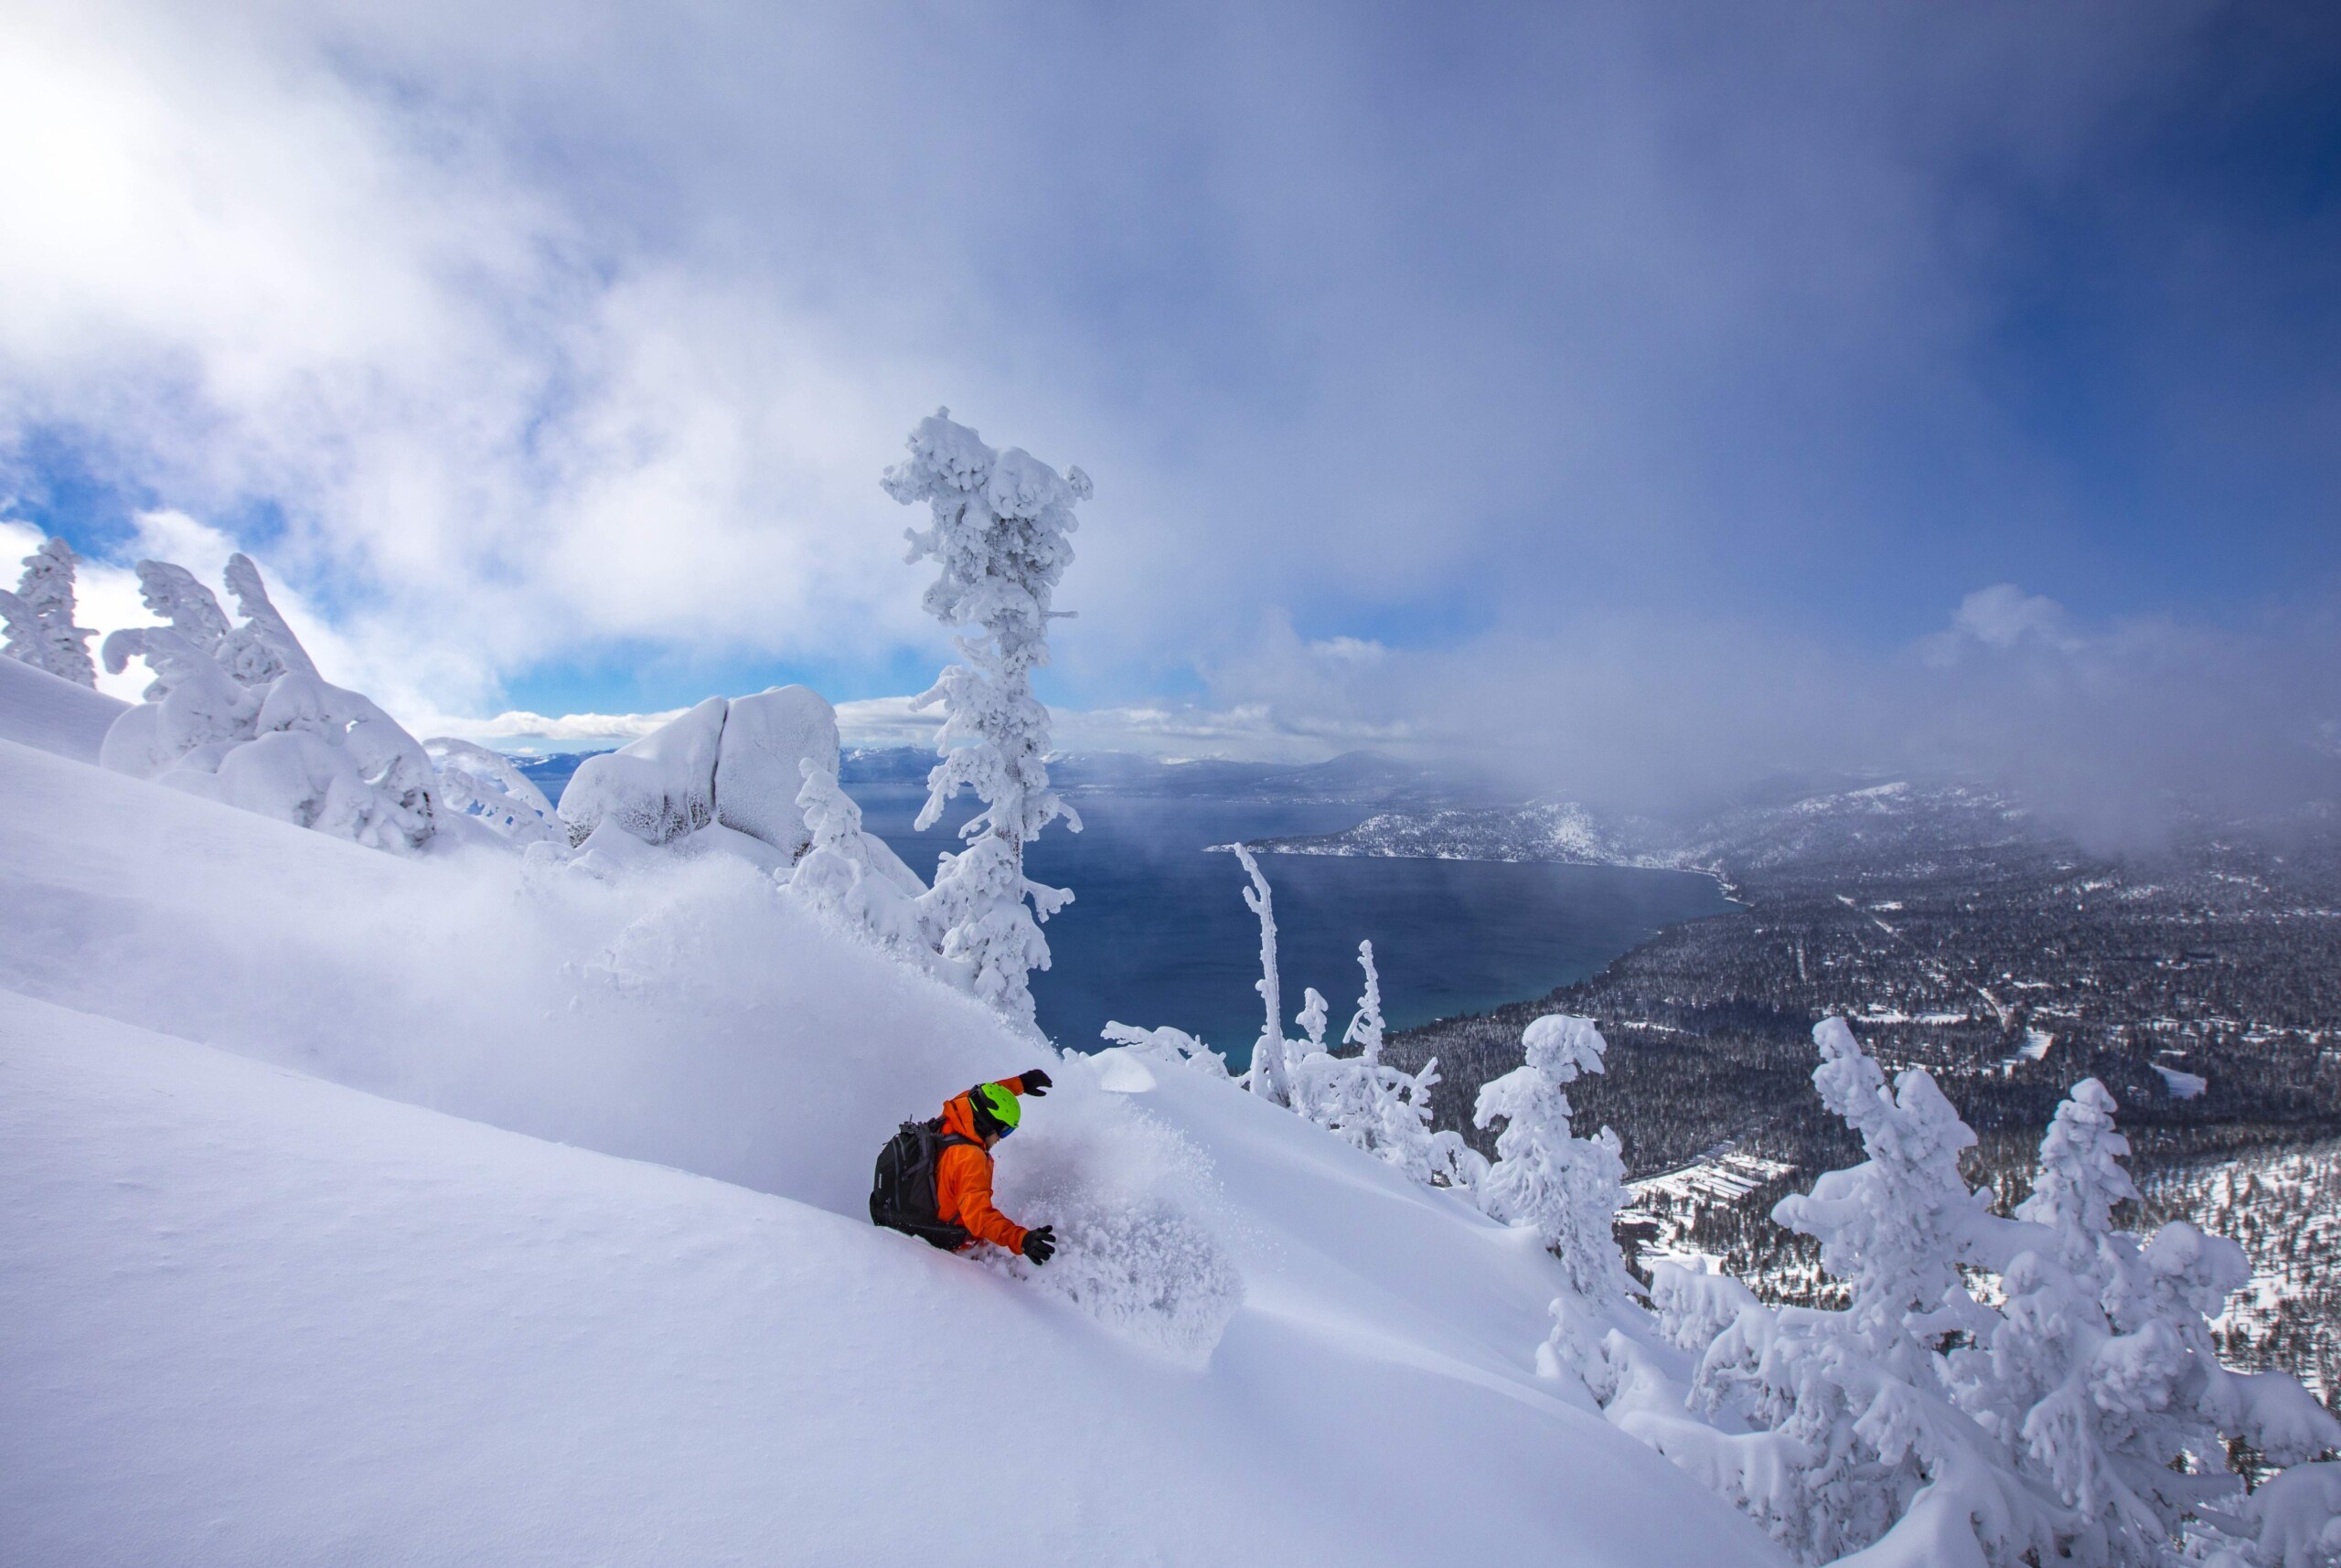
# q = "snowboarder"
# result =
<box><xmin>869</xmin><ymin>1071</ymin><xmax>1057</xmax><ymax>1264</ymax></box>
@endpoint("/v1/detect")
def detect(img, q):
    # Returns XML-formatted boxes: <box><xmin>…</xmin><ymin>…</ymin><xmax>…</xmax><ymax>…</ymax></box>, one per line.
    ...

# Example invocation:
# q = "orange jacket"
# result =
<box><xmin>934</xmin><ymin>1075</ymin><xmax>1036</xmax><ymax>1253</ymax></box>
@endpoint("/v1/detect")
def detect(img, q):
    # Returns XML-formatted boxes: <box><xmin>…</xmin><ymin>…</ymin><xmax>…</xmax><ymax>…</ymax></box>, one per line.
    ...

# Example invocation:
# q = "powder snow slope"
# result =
<box><xmin>0</xmin><ymin>652</ymin><xmax>124</xmax><ymax>763</ymax></box>
<box><xmin>0</xmin><ymin>708</ymin><xmax>1780</xmax><ymax>1564</ymax></box>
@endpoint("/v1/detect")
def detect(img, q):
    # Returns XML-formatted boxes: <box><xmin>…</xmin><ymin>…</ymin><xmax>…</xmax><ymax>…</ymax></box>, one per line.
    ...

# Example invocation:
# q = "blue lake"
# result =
<box><xmin>854</xmin><ymin>785</ymin><xmax>1736</xmax><ymax>1067</ymax></box>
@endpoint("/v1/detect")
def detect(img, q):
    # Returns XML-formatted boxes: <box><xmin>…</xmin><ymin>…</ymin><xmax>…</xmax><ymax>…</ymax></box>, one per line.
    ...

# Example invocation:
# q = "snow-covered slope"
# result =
<box><xmin>0</xmin><ymin>652</ymin><xmax>125</xmax><ymax>763</ymax></box>
<box><xmin>0</xmin><ymin>707</ymin><xmax>1780</xmax><ymax>1563</ymax></box>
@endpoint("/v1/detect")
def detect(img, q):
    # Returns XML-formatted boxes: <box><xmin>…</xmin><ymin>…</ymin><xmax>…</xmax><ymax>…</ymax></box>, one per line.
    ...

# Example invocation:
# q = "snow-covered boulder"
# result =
<box><xmin>557</xmin><ymin>686</ymin><xmax>854</xmax><ymax>864</ymax></box>
<box><xmin>98</xmin><ymin>555</ymin><xmax>441</xmax><ymax>855</ymax></box>
<box><xmin>559</xmin><ymin>696</ymin><xmax>727</xmax><ymax>848</ymax></box>
<box><xmin>713</xmin><ymin>685</ymin><xmax>838</xmax><ymax>858</ymax></box>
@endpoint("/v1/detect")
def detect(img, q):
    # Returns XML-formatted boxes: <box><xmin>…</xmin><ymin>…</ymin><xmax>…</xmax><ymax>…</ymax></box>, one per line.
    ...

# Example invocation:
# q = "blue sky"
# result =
<box><xmin>1</xmin><ymin>1</ymin><xmax>2336</xmax><ymax>821</ymax></box>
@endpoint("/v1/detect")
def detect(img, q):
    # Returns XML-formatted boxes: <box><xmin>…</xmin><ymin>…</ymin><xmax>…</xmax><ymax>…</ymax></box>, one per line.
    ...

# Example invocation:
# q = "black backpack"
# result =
<box><xmin>869</xmin><ymin>1117</ymin><xmax>976</xmax><ymax>1250</ymax></box>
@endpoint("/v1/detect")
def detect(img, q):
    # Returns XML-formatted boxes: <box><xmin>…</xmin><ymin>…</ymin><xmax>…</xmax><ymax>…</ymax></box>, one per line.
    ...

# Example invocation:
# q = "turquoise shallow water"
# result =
<box><xmin>857</xmin><ymin>786</ymin><xmax>1735</xmax><ymax>1067</ymax></box>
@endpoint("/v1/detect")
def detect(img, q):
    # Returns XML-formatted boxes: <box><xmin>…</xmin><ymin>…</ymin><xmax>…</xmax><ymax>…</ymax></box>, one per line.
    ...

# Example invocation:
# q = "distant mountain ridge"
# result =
<box><xmin>1246</xmin><ymin>799</ymin><xmax>1675</xmax><ymax>868</ymax></box>
<box><xmin>1240</xmin><ymin>775</ymin><xmax>2045</xmax><ymax>881</ymax></box>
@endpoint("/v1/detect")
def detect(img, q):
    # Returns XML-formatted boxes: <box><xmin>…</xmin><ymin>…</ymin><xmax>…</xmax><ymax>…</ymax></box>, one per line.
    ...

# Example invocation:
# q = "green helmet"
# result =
<box><xmin>969</xmin><ymin>1082</ymin><xmax>1021</xmax><ymax>1136</ymax></box>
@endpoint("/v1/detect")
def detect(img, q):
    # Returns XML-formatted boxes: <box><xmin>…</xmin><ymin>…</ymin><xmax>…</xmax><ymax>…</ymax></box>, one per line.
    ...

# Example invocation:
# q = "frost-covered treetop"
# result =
<box><xmin>1775</xmin><ymin>1016</ymin><xmax>1987</xmax><ymax>1362</ymax></box>
<box><xmin>1</xmin><ymin>535</ymin><xmax>99</xmax><ymax>687</ymax></box>
<box><xmin>2015</xmin><ymin>1075</ymin><xmax>2138</xmax><ymax>1270</ymax></box>
<box><xmin>883</xmin><ymin>408</ymin><xmax>1091</xmax><ymax>682</ymax></box>
<box><xmin>218</xmin><ymin>554</ymin><xmax>318</xmax><ymax>686</ymax></box>
<box><xmin>1521</xmin><ymin>1012</ymin><xmax>1609</xmax><ymax>1085</ymax></box>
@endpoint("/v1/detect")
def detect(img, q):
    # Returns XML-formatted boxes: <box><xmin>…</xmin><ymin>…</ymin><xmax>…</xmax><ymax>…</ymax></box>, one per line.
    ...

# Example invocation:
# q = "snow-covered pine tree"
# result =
<box><xmin>882</xmin><ymin>411</ymin><xmax>1088</xmax><ymax>1029</ymax></box>
<box><xmin>1472</xmin><ymin>1013</ymin><xmax>1641</xmax><ymax>1406</ymax></box>
<box><xmin>1229</xmin><ymin>844</ymin><xmax>1292</xmax><ymax>1103</ymax></box>
<box><xmin>1953</xmin><ymin>1078</ymin><xmax>2341</xmax><ymax>1566</ymax></box>
<box><xmin>0</xmin><ymin>536</ymin><xmax>99</xmax><ymax>686</ymax></box>
<box><xmin>785</xmin><ymin>758</ymin><xmax>938</xmax><ymax>969</ymax></box>
<box><xmin>100</xmin><ymin>553</ymin><xmax>439</xmax><ymax>853</ymax></box>
<box><xmin>217</xmin><ymin>552</ymin><xmax>318</xmax><ymax>686</ymax></box>
<box><xmin>1605</xmin><ymin>1026</ymin><xmax>2338</xmax><ymax>1566</ymax></box>
<box><xmin>1671</xmin><ymin>1018</ymin><xmax>2058</xmax><ymax>1567</ymax></box>
<box><xmin>1774</xmin><ymin>1017</ymin><xmax>1998</xmax><ymax>1381</ymax></box>
<box><xmin>126</xmin><ymin>560</ymin><xmax>234</xmax><ymax>678</ymax></box>
<box><xmin>1473</xmin><ymin>1015</ymin><xmax>1637</xmax><ymax>1300</ymax></box>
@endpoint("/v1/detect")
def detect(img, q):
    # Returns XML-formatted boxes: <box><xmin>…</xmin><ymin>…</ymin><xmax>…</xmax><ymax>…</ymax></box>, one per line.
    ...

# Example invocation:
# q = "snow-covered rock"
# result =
<box><xmin>713</xmin><ymin>684</ymin><xmax>838</xmax><ymax>858</ymax></box>
<box><xmin>558</xmin><ymin>686</ymin><xmax>850</xmax><ymax>864</ymax></box>
<box><xmin>559</xmin><ymin>694</ymin><xmax>727</xmax><ymax>846</ymax></box>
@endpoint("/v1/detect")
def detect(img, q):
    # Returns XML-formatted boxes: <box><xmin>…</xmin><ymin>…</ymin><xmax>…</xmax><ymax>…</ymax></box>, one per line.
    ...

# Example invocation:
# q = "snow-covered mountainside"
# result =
<box><xmin>0</xmin><ymin>693</ymin><xmax>1776</xmax><ymax>1563</ymax></box>
<box><xmin>1241</xmin><ymin>777</ymin><xmax>2034</xmax><ymax>876</ymax></box>
<box><xmin>0</xmin><ymin>649</ymin><xmax>125</xmax><ymax>764</ymax></box>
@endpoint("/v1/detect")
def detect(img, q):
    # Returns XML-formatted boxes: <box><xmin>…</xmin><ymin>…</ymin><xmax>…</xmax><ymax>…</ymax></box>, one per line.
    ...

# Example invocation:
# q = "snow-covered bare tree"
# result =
<box><xmin>1344</xmin><ymin>940</ymin><xmax>1385</xmax><ymax>1061</ymax></box>
<box><xmin>1229</xmin><ymin>844</ymin><xmax>1292</xmax><ymax>1103</ymax></box>
<box><xmin>1292</xmin><ymin>958</ymin><xmax>1376</xmax><ymax>1146</ymax></box>
<box><xmin>1294</xmin><ymin>987</ymin><xmax>1329</xmax><ymax>1054</ymax></box>
<box><xmin>882</xmin><ymin>410</ymin><xmax>1088</xmax><ymax>1029</ymax></box>
<box><xmin>0</xmin><ymin>536</ymin><xmax>98</xmax><ymax>686</ymax></box>
<box><xmin>1283</xmin><ymin>939</ymin><xmax>1458</xmax><ymax>1182</ymax></box>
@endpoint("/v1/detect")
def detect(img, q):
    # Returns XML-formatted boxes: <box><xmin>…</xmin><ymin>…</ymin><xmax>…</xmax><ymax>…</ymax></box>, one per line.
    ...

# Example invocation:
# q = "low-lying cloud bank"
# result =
<box><xmin>1199</xmin><ymin>586</ymin><xmax>2341</xmax><ymax>848</ymax></box>
<box><xmin>404</xmin><ymin>580</ymin><xmax>2341</xmax><ymax>852</ymax></box>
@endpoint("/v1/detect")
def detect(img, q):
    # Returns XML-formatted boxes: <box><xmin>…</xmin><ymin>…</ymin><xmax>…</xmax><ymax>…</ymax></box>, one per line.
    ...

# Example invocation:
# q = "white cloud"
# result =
<box><xmin>422</xmin><ymin>707</ymin><xmax>695</xmax><ymax>751</ymax></box>
<box><xmin>0</xmin><ymin>0</ymin><xmax>2270</xmax><ymax>729</ymax></box>
<box><xmin>1917</xmin><ymin>582</ymin><xmax>2081</xmax><ymax>665</ymax></box>
<box><xmin>1</xmin><ymin>0</ymin><xmax>2330</xmax><ymax>837</ymax></box>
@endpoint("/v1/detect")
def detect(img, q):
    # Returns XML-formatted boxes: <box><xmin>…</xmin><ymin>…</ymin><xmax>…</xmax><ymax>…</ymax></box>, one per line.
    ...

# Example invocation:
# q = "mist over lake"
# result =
<box><xmin>852</xmin><ymin>784</ymin><xmax>1735</xmax><ymax>1066</ymax></box>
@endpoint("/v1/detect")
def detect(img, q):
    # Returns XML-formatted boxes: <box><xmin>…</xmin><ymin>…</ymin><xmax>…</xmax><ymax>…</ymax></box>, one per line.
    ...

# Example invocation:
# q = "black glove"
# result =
<box><xmin>1021</xmin><ymin>1224</ymin><xmax>1057</xmax><ymax>1265</ymax></box>
<box><xmin>1020</xmin><ymin>1067</ymin><xmax>1053</xmax><ymax>1097</ymax></box>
